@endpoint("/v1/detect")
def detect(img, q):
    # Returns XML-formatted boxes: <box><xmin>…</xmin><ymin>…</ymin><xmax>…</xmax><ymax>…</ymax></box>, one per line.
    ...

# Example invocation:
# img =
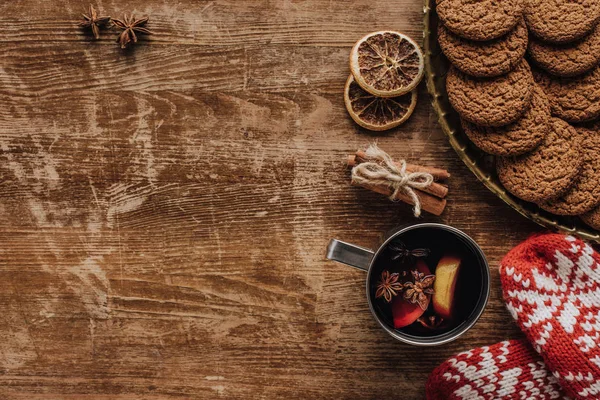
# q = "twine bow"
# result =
<box><xmin>351</xmin><ymin>144</ymin><xmax>434</xmax><ymax>217</ymax></box>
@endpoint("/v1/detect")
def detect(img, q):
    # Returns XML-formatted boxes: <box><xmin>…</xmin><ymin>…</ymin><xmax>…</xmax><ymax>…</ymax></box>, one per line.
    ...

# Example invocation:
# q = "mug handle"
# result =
<box><xmin>326</xmin><ymin>239</ymin><xmax>375</xmax><ymax>271</ymax></box>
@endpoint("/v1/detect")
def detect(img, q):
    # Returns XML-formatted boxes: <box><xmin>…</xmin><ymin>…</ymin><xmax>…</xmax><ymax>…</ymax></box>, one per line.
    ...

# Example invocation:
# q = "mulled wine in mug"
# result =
<box><xmin>326</xmin><ymin>223</ymin><xmax>490</xmax><ymax>346</ymax></box>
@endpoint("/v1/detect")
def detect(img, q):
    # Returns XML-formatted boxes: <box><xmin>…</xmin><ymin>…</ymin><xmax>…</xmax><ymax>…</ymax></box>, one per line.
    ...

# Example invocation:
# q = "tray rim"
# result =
<box><xmin>422</xmin><ymin>0</ymin><xmax>600</xmax><ymax>244</ymax></box>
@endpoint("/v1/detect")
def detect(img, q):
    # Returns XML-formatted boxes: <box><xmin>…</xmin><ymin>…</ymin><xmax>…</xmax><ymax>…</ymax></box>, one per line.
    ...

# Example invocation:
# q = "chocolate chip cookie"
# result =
<box><xmin>497</xmin><ymin>118</ymin><xmax>582</xmax><ymax>203</ymax></box>
<box><xmin>534</xmin><ymin>66</ymin><xmax>600</xmax><ymax>123</ymax></box>
<box><xmin>438</xmin><ymin>18</ymin><xmax>528</xmax><ymax>78</ymax></box>
<box><xmin>540</xmin><ymin>127</ymin><xmax>600</xmax><ymax>215</ymax></box>
<box><xmin>528</xmin><ymin>24</ymin><xmax>600</xmax><ymax>77</ymax></box>
<box><xmin>524</xmin><ymin>0</ymin><xmax>600</xmax><ymax>44</ymax></box>
<box><xmin>447</xmin><ymin>60</ymin><xmax>534</xmax><ymax>127</ymax></box>
<box><xmin>437</xmin><ymin>0</ymin><xmax>524</xmax><ymax>41</ymax></box>
<box><xmin>461</xmin><ymin>84</ymin><xmax>549</xmax><ymax>156</ymax></box>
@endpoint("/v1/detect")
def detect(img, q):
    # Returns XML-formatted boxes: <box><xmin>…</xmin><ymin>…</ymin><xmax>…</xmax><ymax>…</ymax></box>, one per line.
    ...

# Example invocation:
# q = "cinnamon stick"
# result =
<box><xmin>351</xmin><ymin>180</ymin><xmax>447</xmax><ymax>216</ymax></box>
<box><xmin>405</xmin><ymin>163</ymin><xmax>451</xmax><ymax>181</ymax></box>
<box><xmin>421</xmin><ymin>181</ymin><xmax>449</xmax><ymax>199</ymax></box>
<box><xmin>354</xmin><ymin>151</ymin><xmax>451</xmax><ymax>181</ymax></box>
<box><xmin>347</xmin><ymin>155</ymin><xmax>449</xmax><ymax>199</ymax></box>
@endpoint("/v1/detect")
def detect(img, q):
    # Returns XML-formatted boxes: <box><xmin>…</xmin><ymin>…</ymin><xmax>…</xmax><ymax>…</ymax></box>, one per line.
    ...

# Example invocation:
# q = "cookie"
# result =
<box><xmin>540</xmin><ymin>127</ymin><xmax>600</xmax><ymax>215</ymax></box>
<box><xmin>447</xmin><ymin>60</ymin><xmax>534</xmax><ymax>127</ymax></box>
<box><xmin>581</xmin><ymin>206</ymin><xmax>600</xmax><ymax>230</ymax></box>
<box><xmin>580</xmin><ymin>120</ymin><xmax>600</xmax><ymax>133</ymax></box>
<box><xmin>438</xmin><ymin>18</ymin><xmax>528</xmax><ymax>78</ymax></box>
<box><xmin>497</xmin><ymin>118</ymin><xmax>582</xmax><ymax>203</ymax></box>
<box><xmin>461</xmin><ymin>84</ymin><xmax>549</xmax><ymax>156</ymax></box>
<box><xmin>528</xmin><ymin>24</ymin><xmax>600</xmax><ymax>77</ymax></box>
<box><xmin>524</xmin><ymin>0</ymin><xmax>600</xmax><ymax>44</ymax></box>
<box><xmin>436</xmin><ymin>0</ymin><xmax>524</xmax><ymax>41</ymax></box>
<box><xmin>533</xmin><ymin>66</ymin><xmax>600</xmax><ymax>123</ymax></box>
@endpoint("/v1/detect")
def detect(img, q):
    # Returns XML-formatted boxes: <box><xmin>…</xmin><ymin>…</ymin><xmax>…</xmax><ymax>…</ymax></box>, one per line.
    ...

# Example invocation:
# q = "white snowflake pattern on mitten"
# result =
<box><xmin>426</xmin><ymin>340</ymin><xmax>566</xmax><ymax>399</ymax></box>
<box><xmin>501</xmin><ymin>234</ymin><xmax>600</xmax><ymax>399</ymax></box>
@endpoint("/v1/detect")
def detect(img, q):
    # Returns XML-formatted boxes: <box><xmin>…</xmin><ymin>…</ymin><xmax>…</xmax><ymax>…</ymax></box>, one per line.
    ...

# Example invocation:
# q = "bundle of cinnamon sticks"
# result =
<box><xmin>347</xmin><ymin>150</ymin><xmax>450</xmax><ymax>216</ymax></box>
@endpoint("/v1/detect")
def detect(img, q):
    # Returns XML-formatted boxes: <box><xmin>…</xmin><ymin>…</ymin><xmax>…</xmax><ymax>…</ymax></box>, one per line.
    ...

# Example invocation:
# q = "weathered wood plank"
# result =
<box><xmin>0</xmin><ymin>0</ymin><xmax>541</xmax><ymax>398</ymax></box>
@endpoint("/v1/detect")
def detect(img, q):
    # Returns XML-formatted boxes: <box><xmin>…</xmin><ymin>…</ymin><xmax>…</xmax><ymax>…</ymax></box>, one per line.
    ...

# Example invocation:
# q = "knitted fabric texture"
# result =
<box><xmin>426</xmin><ymin>339</ymin><xmax>566</xmax><ymax>399</ymax></box>
<box><xmin>500</xmin><ymin>234</ymin><xmax>600</xmax><ymax>399</ymax></box>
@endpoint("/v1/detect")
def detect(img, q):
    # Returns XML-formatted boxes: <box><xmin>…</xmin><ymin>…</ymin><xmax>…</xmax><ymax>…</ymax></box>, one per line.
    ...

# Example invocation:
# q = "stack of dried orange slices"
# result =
<box><xmin>345</xmin><ymin>31</ymin><xmax>425</xmax><ymax>131</ymax></box>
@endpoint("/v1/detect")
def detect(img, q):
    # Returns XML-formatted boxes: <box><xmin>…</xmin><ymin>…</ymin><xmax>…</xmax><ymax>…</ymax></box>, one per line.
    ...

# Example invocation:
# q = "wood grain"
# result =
<box><xmin>0</xmin><ymin>0</ymin><xmax>541</xmax><ymax>398</ymax></box>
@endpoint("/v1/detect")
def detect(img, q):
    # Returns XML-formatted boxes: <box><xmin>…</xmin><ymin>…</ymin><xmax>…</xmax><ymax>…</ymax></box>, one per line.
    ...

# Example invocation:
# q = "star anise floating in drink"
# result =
<box><xmin>79</xmin><ymin>4</ymin><xmax>110</xmax><ymax>39</ymax></box>
<box><xmin>113</xmin><ymin>15</ymin><xmax>153</xmax><ymax>49</ymax></box>
<box><xmin>403</xmin><ymin>270</ymin><xmax>435</xmax><ymax>310</ymax></box>
<box><xmin>375</xmin><ymin>268</ymin><xmax>435</xmax><ymax>308</ymax></box>
<box><xmin>417</xmin><ymin>315</ymin><xmax>444</xmax><ymax>329</ymax></box>
<box><xmin>375</xmin><ymin>270</ymin><xmax>402</xmax><ymax>303</ymax></box>
<box><xmin>389</xmin><ymin>241</ymin><xmax>430</xmax><ymax>262</ymax></box>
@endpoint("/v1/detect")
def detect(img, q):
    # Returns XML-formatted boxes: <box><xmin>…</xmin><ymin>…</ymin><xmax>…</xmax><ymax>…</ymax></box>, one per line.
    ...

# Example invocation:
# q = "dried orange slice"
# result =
<box><xmin>344</xmin><ymin>75</ymin><xmax>417</xmax><ymax>131</ymax></box>
<box><xmin>350</xmin><ymin>31</ymin><xmax>424</xmax><ymax>97</ymax></box>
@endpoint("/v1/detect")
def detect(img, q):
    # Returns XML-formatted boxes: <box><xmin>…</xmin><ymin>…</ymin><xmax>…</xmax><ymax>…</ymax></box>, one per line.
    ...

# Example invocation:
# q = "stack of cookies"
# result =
<box><xmin>437</xmin><ymin>0</ymin><xmax>600</xmax><ymax>231</ymax></box>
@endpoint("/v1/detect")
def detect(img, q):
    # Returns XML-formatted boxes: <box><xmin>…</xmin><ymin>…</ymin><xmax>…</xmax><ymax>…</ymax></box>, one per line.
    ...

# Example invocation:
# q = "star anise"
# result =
<box><xmin>417</xmin><ymin>315</ymin><xmax>444</xmax><ymax>329</ymax></box>
<box><xmin>403</xmin><ymin>270</ymin><xmax>435</xmax><ymax>310</ymax></box>
<box><xmin>375</xmin><ymin>270</ymin><xmax>402</xmax><ymax>303</ymax></box>
<box><xmin>79</xmin><ymin>4</ymin><xmax>110</xmax><ymax>40</ymax></box>
<box><xmin>112</xmin><ymin>15</ymin><xmax>153</xmax><ymax>49</ymax></box>
<box><xmin>389</xmin><ymin>241</ymin><xmax>430</xmax><ymax>262</ymax></box>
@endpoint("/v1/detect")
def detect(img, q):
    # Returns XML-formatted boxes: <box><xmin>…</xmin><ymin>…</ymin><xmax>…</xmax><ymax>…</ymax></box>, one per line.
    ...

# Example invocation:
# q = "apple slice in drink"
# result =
<box><xmin>392</xmin><ymin>260</ymin><xmax>431</xmax><ymax>329</ymax></box>
<box><xmin>432</xmin><ymin>255</ymin><xmax>461</xmax><ymax>320</ymax></box>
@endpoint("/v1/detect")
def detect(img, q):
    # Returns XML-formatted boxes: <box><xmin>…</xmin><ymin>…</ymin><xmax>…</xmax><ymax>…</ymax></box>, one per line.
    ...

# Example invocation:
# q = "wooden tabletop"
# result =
<box><xmin>0</xmin><ymin>0</ymin><xmax>542</xmax><ymax>398</ymax></box>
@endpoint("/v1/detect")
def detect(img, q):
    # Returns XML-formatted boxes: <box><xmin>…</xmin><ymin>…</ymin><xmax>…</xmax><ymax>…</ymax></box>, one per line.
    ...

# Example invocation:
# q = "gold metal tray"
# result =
<box><xmin>422</xmin><ymin>0</ymin><xmax>600</xmax><ymax>244</ymax></box>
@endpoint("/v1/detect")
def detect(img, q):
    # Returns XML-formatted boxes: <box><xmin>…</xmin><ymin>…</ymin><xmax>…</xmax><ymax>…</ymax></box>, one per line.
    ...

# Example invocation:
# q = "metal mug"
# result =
<box><xmin>326</xmin><ymin>223</ymin><xmax>490</xmax><ymax>346</ymax></box>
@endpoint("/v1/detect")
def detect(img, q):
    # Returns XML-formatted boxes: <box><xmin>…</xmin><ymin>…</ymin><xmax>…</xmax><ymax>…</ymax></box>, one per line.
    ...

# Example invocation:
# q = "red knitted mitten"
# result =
<box><xmin>501</xmin><ymin>234</ymin><xmax>600</xmax><ymax>399</ymax></box>
<box><xmin>426</xmin><ymin>340</ymin><xmax>566</xmax><ymax>399</ymax></box>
